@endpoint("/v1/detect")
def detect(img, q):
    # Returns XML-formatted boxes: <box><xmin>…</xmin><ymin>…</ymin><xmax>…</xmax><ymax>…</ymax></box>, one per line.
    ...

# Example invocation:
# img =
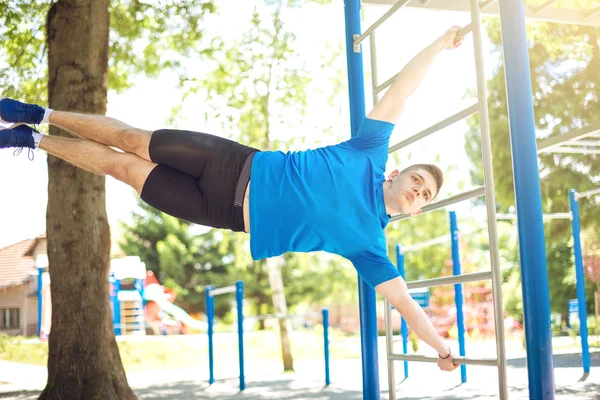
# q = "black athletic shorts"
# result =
<box><xmin>140</xmin><ymin>129</ymin><xmax>259</xmax><ymax>232</ymax></box>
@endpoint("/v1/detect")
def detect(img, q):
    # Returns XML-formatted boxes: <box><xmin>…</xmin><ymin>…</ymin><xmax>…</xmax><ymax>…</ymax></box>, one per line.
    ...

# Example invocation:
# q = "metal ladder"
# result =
<box><xmin>353</xmin><ymin>0</ymin><xmax>508</xmax><ymax>398</ymax></box>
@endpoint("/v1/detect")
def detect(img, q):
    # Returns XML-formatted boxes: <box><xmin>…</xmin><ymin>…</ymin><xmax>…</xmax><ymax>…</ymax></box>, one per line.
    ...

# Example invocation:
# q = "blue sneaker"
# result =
<box><xmin>0</xmin><ymin>98</ymin><xmax>45</xmax><ymax>127</ymax></box>
<box><xmin>0</xmin><ymin>125</ymin><xmax>37</xmax><ymax>159</ymax></box>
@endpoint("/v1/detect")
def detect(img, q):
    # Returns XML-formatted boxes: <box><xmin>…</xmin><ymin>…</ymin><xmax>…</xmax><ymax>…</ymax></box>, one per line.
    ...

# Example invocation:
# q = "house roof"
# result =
<box><xmin>0</xmin><ymin>236</ymin><xmax>43</xmax><ymax>289</ymax></box>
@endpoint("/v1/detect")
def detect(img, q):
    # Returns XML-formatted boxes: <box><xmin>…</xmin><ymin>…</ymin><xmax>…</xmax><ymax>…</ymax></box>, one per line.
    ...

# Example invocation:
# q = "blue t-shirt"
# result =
<box><xmin>249</xmin><ymin>118</ymin><xmax>400</xmax><ymax>288</ymax></box>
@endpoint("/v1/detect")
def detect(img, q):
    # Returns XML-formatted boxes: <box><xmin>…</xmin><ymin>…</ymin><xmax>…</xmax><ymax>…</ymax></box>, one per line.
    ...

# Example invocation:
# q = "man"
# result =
<box><xmin>0</xmin><ymin>27</ymin><xmax>463</xmax><ymax>371</ymax></box>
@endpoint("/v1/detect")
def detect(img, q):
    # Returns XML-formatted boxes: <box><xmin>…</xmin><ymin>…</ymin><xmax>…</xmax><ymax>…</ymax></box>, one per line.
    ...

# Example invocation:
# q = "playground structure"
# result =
<box><xmin>204</xmin><ymin>281</ymin><xmax>331</xmax><ymax>391</ymax></box>
<box><xmin>344</xmin><ymin>1</ymin><xmax>600</xmax><ymax>399</ymax></box>
<box><xmin>37</xmin><ymin>256</ymin><xmax>205</xmax><ymax>337</ymax></box>
<box><xmin>109</xmin><ymin>256</ymin><xmax>207</xmax><ymax>335</ymax></box>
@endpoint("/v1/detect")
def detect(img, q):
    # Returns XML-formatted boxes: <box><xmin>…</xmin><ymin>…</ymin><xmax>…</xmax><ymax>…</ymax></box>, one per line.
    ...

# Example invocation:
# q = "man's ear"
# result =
<box><xmin>409</xmin><ymin>209</ymin><xmax>423</xmax><ymax>217</ymax></box>
<box><xmin>388</xmin><ymin>169</ymin><xmax>400</xmax><ymax>181</ymax></box>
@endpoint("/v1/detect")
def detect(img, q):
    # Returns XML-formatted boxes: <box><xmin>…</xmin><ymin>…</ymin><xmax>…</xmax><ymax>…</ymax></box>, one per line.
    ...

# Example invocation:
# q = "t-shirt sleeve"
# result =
<box><xmin>347</xmin><ymin>234</ymin><xmax>400</xmax><ymax>288</ymax></box>
<box><xmin>347</xmin><ymin>118</ymin><xmax>395</xmax><ymax>174</ymax></box>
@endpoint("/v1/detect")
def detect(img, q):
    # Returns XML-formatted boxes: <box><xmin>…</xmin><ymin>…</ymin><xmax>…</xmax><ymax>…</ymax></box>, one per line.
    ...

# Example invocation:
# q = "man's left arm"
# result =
<box><xmin>375</xmin><ymin>277</ymin><xmax>458</xmax><ymax>372</ymax></box>
<box><xmin>367</xmin><ymin>27</ymin><xmax>463</xmax><ymax>124</ymax></box>
<box><xmin>348</xmin><ymin>237</ymin><xmax>457</xmax><ymax>372</ymax></box>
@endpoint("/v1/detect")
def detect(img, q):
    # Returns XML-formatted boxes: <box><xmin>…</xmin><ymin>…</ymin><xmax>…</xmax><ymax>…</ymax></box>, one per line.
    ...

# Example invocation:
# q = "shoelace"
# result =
<box><xmin>12</xmin><ymin>131</ymin><xmax>35</xmax><ymax>161</ymax></box>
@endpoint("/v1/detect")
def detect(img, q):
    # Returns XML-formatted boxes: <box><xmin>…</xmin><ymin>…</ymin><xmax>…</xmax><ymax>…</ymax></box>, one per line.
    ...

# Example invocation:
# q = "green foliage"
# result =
<box><xmin>119</xmin><ymin>199</ymin><xmax>237</xmax><ymax>315</ymax></box>
<box><xmin>0</xmin><ymin>0</ymin><xmax>217</xmax><ymax>101</ymax></box>
<box><xmin>465</xmin><ymin>19</ymin><xmax>600</xmax><ymax>318</ymax></box>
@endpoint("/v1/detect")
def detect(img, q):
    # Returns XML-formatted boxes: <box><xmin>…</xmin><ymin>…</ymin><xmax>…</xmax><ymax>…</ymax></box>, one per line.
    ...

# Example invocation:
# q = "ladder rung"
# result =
<box><xmin>388</xmin><ymin>103</ymin><xmax>478</xmax><ymax>153</ymax></box>
<box><xmin>586</xmin><ymin>7</ymin><xmax>600</xmax><ymax>20</ymax></box>
<box><xmin>458</xmin><ymin>23</ymin><xmax>473</xmax><ymax>38</ymax></box>
<box><xmin>406</xmin><ymin>270</ymin><xmax>492</xmax><ymax>290</ymax></box>
<box><xmin>533</xmin><ymin>0</ymin><xmax>559</xmax><ymax>15</ymax></box>
<box><xmin>354</xmin><ymin>0</ymin><xmax>411</xmax><ymax>49</ymax></box>
<box><xmin>576</xmin><ymin>188</ymin><xmax>600</xmax><ymax>200</ymax></box>
<box><xmin>544</xmin><ymin>147</ymin><xmax>600</xmax><ymax>155</ymax></box>
<box><xmin>390</xmin><ymin>186</ymin><xmax>485</xmax><ymax>223</ymax></box>
<box><xmin>537</xmin><ymin>122</ymin><xmax>600</xmax><ymax>152</ymax></box>
<box><xmin>389</xmin><ymin>353</ymin><xmax>498</xmax><ymax>367</ymax></box>
<box><xmin>479</xmin><ymin>0</ymin><xmax>497</xmax><ymax>10</ymax></box>
<box><xmin>210</xmin><ymin>286</ymin><xmax>237</xmax><ymax>296</ymax></box>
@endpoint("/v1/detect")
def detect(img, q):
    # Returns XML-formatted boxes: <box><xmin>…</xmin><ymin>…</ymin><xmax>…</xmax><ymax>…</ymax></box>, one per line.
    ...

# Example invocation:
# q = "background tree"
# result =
<box><xmin>465</xmin><ymin>13</ymin><xmax>600</xmax><ymax>321</ymax></box>
<box><xmin>41</xmin><ymin>1</ymin><xmax>138</xmax><ymax>398</ymax></box>
<box><xmin>119</xmin><ymin>199</ymin><xmax>238</xmax><ymax>316</ymax></box>
<box><xmin>1</xmin><ymin>0</ymin><xmax>217</xmax><ymax>397</ymax></box>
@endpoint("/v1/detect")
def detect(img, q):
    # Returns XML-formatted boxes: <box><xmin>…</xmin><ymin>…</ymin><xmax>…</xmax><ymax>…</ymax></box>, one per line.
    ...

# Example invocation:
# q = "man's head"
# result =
<box><xmin>383</xmin><ymin>164</ymin><xmax>444</xmax><ymax>216</ymax></box>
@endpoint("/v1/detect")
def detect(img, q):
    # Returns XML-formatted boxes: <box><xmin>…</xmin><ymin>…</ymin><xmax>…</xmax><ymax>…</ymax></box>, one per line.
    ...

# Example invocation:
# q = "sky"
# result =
<box><xmin>0</xmin><ymin>0</ymin><xmax>496</xmax><ymax>249</ymax></box>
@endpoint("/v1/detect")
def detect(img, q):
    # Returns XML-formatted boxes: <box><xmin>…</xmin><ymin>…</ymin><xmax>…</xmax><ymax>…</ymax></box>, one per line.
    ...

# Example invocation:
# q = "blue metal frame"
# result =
<box><xmin>449</xmin><ymin>211</ymin><xmax>467</xmax><ymax>383</ymax></box>
<box><xmin>323</xmin><ymin>308</ymin><xmax>331</xmax><ymax>386</ymax></box>
<box><xmin>344</xmin><ymin>1</ymin><xmax>380</xmax><ymax>398</ymax></box>
<box><xmin>395</xmin><ymin>245</ymin><xmax>409</xmax><ymax>379</ymax></box>
<box><xmin>498</xmin><ymin>1</ymin><xmax>555</xmax><ymax>397</ymax></box>
<box><xmin>109</xmin><ymin>273</ymin><xmax>121</xmax><ymax>336</ymax></box>
<box><xmin>205</xmin><ymin>285</ymin><xmax>215</xmax><ymax>384</ymax></box>
<box><xmin>569</xmin><ymin>190</ymin><xmax>590</xmax><ymax>373</ymax></box>
<box><xmin>206</xmin><ymin>283</ymin><xmax>245</xmax><ymax>390</ymax></box>
<box><xmin>37</xmin><ymin>267</ymin><xmax>43</xmax><ymax>337</ymax></box>
<box><xmin>235</xmin><ymin>281</ymin><xmax>246</xmax><ymax>390</ymax></box>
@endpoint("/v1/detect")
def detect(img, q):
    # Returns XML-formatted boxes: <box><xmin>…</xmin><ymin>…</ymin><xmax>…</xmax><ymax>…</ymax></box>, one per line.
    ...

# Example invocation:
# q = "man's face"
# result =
<box><xmin>388</xmin><ymin>168</ymin><xmax>437</xmax><ymax>216</ymax></box>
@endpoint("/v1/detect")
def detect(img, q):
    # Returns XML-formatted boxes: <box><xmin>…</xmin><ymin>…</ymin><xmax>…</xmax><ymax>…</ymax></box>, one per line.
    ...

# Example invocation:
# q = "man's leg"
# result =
<box><xmin>49</xmin><ymin>111</ymin><xmax>152</xmax><ymax>162</ymax></box>
<box><xmin>1</xmin><ymin>98</ymin><xmax>254</xmax><ymax>181</ymax></box>
<box><xmin>37</xmin><ymin>134</ymin><xmax>218</xmax><ymax>227</ymax></box>
<box><xmin>1</xmin><ymin>98</ymin><xmax>151</xmax><ymax>161</ymax></box>
<box><xmin>1</xmin><ymin>123</ymin><xmax>250</xmax><ymax>231</ymax></box>
<box><xmin>39</xmin><ymin>135</ymin><xmax>155</xmax><ymax>195</ymax></box>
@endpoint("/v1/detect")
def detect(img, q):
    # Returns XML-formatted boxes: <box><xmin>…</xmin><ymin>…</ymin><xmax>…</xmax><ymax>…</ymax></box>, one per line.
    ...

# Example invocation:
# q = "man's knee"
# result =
<box><xmin>106</xmin><ymin>153</ymin><xmax>147</xmax><ymax>192</ymax></box>
<box><xmin>119</xmin><ymin>127</ymin><xmax>151</xmax><ymax>154</ymax></box>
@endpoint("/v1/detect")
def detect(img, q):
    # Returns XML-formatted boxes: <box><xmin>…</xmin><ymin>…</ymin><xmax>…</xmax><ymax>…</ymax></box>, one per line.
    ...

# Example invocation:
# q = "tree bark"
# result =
<box><xmin>266</xmin><ymin>257</ymin><xmax>294</xmax><ymax>372</ymax></box>
<box><xmin>40</xmin><ymin>1</ymin><xmax>137</xmax><ymax>399</ymax></box>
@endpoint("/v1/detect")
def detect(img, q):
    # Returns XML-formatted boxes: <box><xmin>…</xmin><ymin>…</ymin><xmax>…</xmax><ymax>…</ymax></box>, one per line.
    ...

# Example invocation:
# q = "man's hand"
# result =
<box><xmin>437</xmin><ymin>346</ymin><xmax>459</xmax><ymax>372</ymax></box>
<box><xmin>435</xmin><ymin>26</ymin><xmax>464</xmax><ymax>51</ymax></box>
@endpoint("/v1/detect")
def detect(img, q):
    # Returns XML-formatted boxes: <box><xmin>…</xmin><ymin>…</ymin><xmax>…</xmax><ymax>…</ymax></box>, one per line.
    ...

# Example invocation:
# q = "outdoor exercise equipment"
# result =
<box><xmin>345</xmin><ymin>1</ymin><xmax>600</xmax><ymax>398</ymax></box>
<box><xmin>205</xmin><ymin>281</ymin><xmax>331</xmax><ymax>390</ymax></box>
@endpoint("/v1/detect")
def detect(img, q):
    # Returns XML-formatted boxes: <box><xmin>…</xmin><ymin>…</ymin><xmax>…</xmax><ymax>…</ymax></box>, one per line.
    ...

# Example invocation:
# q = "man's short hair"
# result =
<box><xmin>399</xmin><ymin>164</ymin><xmax>444</xmax><ymax>200</ymax></box>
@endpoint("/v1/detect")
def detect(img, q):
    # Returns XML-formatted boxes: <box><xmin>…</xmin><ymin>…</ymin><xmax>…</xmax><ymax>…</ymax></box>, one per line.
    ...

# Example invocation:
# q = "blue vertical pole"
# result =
<box><xmin>395</xmin><ymin>245</ymin><xmax>409</xmax><ymax>379</ymax></box>
<box><xmin>113</xmin><ymin>277</ymin><xmax>122</xmax><ymax>336</ymax></box>
<box><xmin>569</xmin><ymin>190</ymin><xmax>590</xmax><ymax>373</ymax></box>
<box><xmin>109</xmin><ymin>274</ymin><xmax>118</xmax><ymax>335</ymax></box>
<box><xmin>498</xmin><ymin>1</ymin><xmax>555</xmax><ymax>398</ymax></box>
<box><xmin>323</xmin><ymin>308</ymin><xmax>331</xmax><ymax>386</ymax></box>
<box><xmin>450</xmin><ymin>211</ymin><xmax>467</xmax><ymax>383</ymax></box>
<box><xmin>37</xmin><ymin>267</ymin><xmax>43</xmax><ymax>337</ymax></box>
<box><xmin>236</xmin><ymin>281</ymin><xmax>246</xmax><ymax>390</ymax></box>
<box><xmin>344</xmin><ymin>1</ymin><xmax>379</xmax><ymax>398</ymax></box>
<box><xmin>205</xmin><ymin>286</ymin><xmax>215</xmax><ymax>384</ymax></box>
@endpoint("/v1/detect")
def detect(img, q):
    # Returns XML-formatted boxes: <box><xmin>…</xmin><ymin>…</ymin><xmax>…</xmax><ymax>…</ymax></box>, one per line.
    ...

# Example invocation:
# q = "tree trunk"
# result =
<box><xmin>266</xmin><ymin>257</ymin><xmax>294</xmax><ymax>371</ymax></box>
<box><xmin>40</xmin><ymin>1</ymin><xmax>137</xmax><ymax>399</ymax></box>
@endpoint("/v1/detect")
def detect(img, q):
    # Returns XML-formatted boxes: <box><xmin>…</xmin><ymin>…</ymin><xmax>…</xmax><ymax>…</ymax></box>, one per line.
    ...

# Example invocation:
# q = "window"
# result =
<box><xmin>1</xmin><ymin>308</ymin><xmax>20</xmax><ymax>329</ymax></box>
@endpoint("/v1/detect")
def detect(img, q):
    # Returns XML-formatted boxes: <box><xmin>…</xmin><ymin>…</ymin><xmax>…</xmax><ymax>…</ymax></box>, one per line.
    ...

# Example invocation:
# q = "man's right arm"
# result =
<box><xmin>366</xmin><ymin>27</ymin><xmax>463</xmax><ymax>125</ymax></box>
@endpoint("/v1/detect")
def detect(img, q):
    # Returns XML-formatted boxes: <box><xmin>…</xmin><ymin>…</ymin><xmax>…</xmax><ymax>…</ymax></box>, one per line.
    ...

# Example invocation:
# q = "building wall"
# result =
<box><xmin>0</xmin><ymin>281</ymin><xmax>39</xmax><ymax>337</ymax></box>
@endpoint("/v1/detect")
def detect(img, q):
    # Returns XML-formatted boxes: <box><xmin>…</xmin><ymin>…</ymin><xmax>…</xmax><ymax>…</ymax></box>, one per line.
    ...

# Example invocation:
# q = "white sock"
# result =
<box><xmin>42</xmin><ymin>108</ymin><xmax>53</xmax><ymax>124</ymax></box>
<box><xmin>32</xmin><ymin>132</ymin><xmax>43</xmax><ymax>148</ymax></box>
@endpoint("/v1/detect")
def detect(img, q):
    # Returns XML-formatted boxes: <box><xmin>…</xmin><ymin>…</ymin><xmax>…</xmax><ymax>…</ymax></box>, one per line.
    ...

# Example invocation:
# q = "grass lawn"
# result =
<box><xmin>2</xmin><ymin>330</ymin><xmax>597</xmax><ymax>373</ymax></box>
<box><xmin>0</xmin><ymin>328</ymin><xmax>362</xmax><ymax>372</ymax></box>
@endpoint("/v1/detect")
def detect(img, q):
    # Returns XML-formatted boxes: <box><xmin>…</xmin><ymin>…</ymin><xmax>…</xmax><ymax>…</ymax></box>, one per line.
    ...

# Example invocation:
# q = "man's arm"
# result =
<box><xmin>367</xmin><ymin>27</ymin><xmax>463</xmax><ymax>124</ymax></box>
<box><xmin>375</xmin><ymin>277</ymin><xmax>457</xmax><ymax>371</ymax></box>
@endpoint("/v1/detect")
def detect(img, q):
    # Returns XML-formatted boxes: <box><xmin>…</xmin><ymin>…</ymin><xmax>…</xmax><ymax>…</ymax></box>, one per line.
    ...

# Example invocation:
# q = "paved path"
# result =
<box><xmin>1</xmin><ymin>343</ymin><xmax>599</xmax><ymax>399</ymax></box>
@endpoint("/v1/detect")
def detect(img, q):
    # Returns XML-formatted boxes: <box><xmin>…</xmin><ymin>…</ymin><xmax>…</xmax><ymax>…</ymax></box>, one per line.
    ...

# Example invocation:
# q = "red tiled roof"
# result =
<box><xmin>0</xmin><ymin>238</ymin><xmax>40</xmax><ymax>288</ymax></box>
